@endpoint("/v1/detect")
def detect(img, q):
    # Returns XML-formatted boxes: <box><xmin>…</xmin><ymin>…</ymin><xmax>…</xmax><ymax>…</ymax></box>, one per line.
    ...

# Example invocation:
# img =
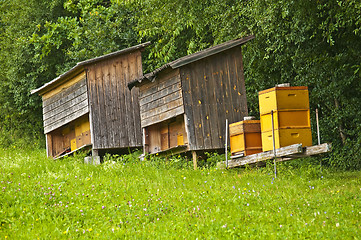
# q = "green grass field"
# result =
<box><xmin>1</xmin><ymin>148</ymin><xmax>360</xmax><ymax>239</ymax></box>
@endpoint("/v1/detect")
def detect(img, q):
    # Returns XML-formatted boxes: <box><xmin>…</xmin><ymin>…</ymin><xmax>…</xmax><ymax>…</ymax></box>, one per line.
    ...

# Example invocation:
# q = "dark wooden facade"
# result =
<box><xmin>32</xmin><ymin>42</ymin><xmax>150</xmax><ymax>158</ymax></box>
<box><xmin>129</xmin><ymin>36</ymin><xmax>254</xmax><ymax>154</ymax></box>
<box><xmin>86</xmin><ymin>51</ymin><xmax>143</xmax><ymax>150</ymax></box>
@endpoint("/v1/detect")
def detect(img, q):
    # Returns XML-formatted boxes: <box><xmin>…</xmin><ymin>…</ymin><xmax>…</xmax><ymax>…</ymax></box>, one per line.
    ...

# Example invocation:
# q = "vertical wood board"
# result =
<box><xmin>180</xmin><ymin>46</ymin><xmax>248</xmax><ymax>151</ymax></box>
<box><xmin>87</xmin><ymin>52</ymin><xmax>143</xmax><ymax>149</ymax></box>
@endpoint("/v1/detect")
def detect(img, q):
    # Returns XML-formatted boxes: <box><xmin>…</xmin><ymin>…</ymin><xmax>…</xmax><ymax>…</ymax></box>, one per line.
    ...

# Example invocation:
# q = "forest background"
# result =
<box><xmin>0</xmin><ymin>0</ymin><xmax>360</xmax><ymax>169</ymax></box>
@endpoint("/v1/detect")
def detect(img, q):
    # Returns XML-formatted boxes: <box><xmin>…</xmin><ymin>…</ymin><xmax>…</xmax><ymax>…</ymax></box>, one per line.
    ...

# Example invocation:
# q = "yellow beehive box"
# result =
<box><xmin>261</xmin><ymin>128</ymin><xmax>312</xmax><ymax>152</ymax></box>
<box><xmin>260</xmin><ymin>109</ymin><xmax>311</xmax><ymax>132</ymax></box>
<box><xmin>259</xmin><ymin>86</ymin><xmax>309</xmax><ymax>115</ymax></box>
<box><xmin>229</xmin><ymin>120</ymin><xmax>262</xmax><ymax>156</ymax></box>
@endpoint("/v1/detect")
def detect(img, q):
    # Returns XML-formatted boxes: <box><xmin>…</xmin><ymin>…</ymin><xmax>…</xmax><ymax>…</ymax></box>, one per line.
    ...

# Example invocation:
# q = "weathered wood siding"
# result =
<box><xmin>138</xmin><ymin>69</ymin><xmax>184</xmax><ymax>127</ymax></box>
<box><xmin>180</xmin><ymin>46</ymin><xmax>248</xmax><ymax>151</ymax></box>
<box><xmin>86</xmin><ymin>52</ymin><xmax>143</xmax><ymax>149</ymax></box>
<box><xmin>42</xmin><ymin>72</ymin><xmax>88</xmax><ymax>133</ymax></box>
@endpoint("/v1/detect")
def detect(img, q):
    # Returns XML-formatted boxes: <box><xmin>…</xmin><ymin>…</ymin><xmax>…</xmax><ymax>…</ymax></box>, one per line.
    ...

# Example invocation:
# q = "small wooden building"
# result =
<box><xmin>31</xmin><ymin>42</ymin><xmax>150</xmax><ymax>158</ymax></box>
<box><xmin>128</xmin><ymin>36</ymin><xmax>254</xmax><ymax>156</ymax></box>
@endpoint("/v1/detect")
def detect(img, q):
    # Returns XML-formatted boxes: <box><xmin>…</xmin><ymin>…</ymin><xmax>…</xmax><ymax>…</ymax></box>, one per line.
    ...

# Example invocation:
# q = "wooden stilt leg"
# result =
<box><xmin>92</xmin><ymin>149</ymin><xmax>100</xmax><ymax>165</ymax></box>
<box><xmin>192</xmin><ymin>151</ymin><xmax>197</xmax><ymax>170</ymax></box>
<box><xmin>92</xmin><ymin>149</ymin><xmax>99</xmax><ymax>156</ymax></box>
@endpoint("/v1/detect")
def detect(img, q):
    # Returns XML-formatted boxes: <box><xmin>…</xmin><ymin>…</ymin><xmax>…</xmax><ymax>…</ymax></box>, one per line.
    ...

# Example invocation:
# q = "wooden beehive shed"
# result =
<box><xmin>31</xmin><ymin>42</ymin><xmax>150</xmax><ymax>158</ymax></box>
<box><xmin>128</xmin><ymin>36</ymin><xmax>254</xmax><ymax>156</ymax></box>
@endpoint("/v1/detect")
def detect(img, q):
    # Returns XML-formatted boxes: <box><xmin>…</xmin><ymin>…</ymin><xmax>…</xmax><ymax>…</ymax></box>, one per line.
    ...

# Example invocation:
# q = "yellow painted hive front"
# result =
<box><xmin>229</xmin><ymin>120</ymin><xmax>262</xmax><ymax>156</ymax></box>
<box><xmin>258</xmin><ymin>86</ymin><xmax>310</xmax><ymax>115</ymax></box>
<box><xmin>260</xmin><ymin>109</ymin><xmax>311</xmax><ymax>132</ymax></box>
<box><xmin>261</xmin><ymin>128</ymin><xmax>312</xmax><ymax>151</ymax></box>
<box><xmin>259</xmin><ymin>85</ymin><xmax>312</xmax><ymax>151</ymax></box>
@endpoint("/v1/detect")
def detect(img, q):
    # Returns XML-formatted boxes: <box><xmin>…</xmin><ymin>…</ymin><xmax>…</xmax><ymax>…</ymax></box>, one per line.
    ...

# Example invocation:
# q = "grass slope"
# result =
<box><xmin>0</xmin><ymin>148</ymin><xmax>360</xmax><ymax>239</ymax></box>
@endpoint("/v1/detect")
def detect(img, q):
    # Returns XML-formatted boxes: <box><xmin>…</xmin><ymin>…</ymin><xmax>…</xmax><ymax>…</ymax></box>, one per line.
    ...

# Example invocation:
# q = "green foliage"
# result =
<box><xmin>326</xmin><ymin>140</ymin><xmax>361</xmax><ymax>170</ymax></box>
<box><xmin>144</xmin><ymin>153</ymin><xmax>192</xmax><ymax>170</ymax></box>
<box><xmin>1</xmin><ymin>149</ymin><xmax>360</xmax><ymax>238</ymax></box>
<box><xmin>136</xmin><ymin>0</ymin><xmax>249</xmax><ymax>71</ymax></box>
<box><xmin>200</xmin><ymin>152</ymin><xmax>228</xmax><ymax>168</ymax></box>
<box><xmin>103</xmin><ymin>151</ymin><xmax>142</xmax><ymax>164</ymax></box>
<box><xmin>0</xmin><ymin>0</ymin><xmax>67</xmax><ymax>147</ymax></box>
<box><xmin>30</xmin><ymin>0</ymin><xmax>139</xmax><ymax>65</ymax></box>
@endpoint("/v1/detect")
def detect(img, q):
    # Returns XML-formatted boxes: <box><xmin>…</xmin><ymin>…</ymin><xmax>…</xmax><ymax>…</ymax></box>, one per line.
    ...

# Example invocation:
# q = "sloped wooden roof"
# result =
<box><xmin>31</xmin><ymin>42</ymin><xmax>151</xmax><ymax>95</ymax></box>
<box><xmin>128</xmin><ymin>35</ymin><xmax>254</xmax><ymax>89</ymax></box>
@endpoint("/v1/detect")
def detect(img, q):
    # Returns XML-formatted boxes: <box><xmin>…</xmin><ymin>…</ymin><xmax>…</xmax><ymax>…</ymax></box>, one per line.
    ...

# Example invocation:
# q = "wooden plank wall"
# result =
<box><xmin>86</xmin><ymin>52</ymin><xmax>143</xmax><ymax>149</ymax></box>
<box><xmin>138</xmin><ymin>69</ymin><xmax>184</xmax><ymax>127</ymax></box>
<box><xmin>42</xmin><ymin>73</ymin><xmax>89</xmax><ymax>133</ymax></box>
<box><xmin>180</xmin><ymin>46</ymin><xmax>248</xmax><ymax>151</ymax></box>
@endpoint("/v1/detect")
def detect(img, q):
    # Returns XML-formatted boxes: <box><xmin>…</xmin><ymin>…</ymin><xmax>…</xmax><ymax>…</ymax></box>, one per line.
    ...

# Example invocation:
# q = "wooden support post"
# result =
<box><xmin>225</xmin><ymin>119</ymin><xmax>228</xmax><ymax>169</ymax></box>
<box><xmin>142</xmin><ymin>128</ymin><xmax>147</xmax><ymax>155</ymax></box>
<box><xmin>316</xmin><ymin>109</ymin><xmax>320</xmax><ymax>145</ymax></box>
<box><xmin>91</xmin><ymin>148</ymin><xmax>100</xmax><ymax>165</ymax></box>
<box><xmin>271</xmin><ymin>110</ymin><xmax>277</xmax><ymax>179</ymax></box>
<box><xmin>46</xmin><ymin>134</ymin><xmax>52</xmax><ymax>158</ymax></box>
<box><xmin>92</xmin><ymin>149</ymin><xmax>99</xmax><ymax>156</ymax></box>
<box><xmin>192</xmin><ymin>151</ymin><xmax>197</xmax><ymax>170</ymax></box>
<box><xmin>316</xmin><ymin>108</ymin><xmax>322</xmax><ymax>172</ymax></box>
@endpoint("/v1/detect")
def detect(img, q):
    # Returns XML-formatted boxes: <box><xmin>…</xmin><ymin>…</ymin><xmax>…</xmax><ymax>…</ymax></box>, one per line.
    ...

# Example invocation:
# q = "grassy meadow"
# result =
<box><xmin>0</xmin><ymin>148</ymin><xmax>360</xmax><ymax>239</ymax></box>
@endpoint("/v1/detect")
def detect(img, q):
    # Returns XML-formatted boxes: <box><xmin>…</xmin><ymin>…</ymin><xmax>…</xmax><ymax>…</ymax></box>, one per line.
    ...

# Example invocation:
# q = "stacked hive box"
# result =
<box><xmin>229</xmin><ymin>118</ymin><xmax>262</xmax><ymax>156</ymax></box>
<box><xmin>259</xmin><ymin>86</ymin><xmax>312</xmax><ymax>151</ymax></box>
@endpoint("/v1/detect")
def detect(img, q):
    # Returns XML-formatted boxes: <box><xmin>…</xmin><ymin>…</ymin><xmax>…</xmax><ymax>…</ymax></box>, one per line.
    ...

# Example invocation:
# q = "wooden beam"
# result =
<box><xmin>192</xmin><ymin>151</ymin><xmax>197</xmax><ymax>170</ymax></box>
<box><xmin>92</xmin><ymin>149</ymin><xmax>99</xmax><ymax>157</ymax></box>
<box><xmin>46</xmin><ymin>134</ymin><xmax>52</xmax><ymax>157</ymax></box>
<box><xmin>277</xmin><ymin>143</ymin><xmax>331</xmax><ymax>162</ymax></box>
<box><xmin>218</xmin><ymin>144</ymin><xmax>303</xmax><ymax>169</ymax></box>
<box><xmin>218</xmin><ymin>143</ymin><xmax>332</xmax><ymax>169</ymax></box>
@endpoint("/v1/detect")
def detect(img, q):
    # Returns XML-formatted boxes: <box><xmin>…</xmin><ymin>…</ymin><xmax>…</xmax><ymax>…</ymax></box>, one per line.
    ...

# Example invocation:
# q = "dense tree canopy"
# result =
<box><xmin>1</xmin><ymin>0</ymin><xmax>360</xmax><ymax>169</ymax></box>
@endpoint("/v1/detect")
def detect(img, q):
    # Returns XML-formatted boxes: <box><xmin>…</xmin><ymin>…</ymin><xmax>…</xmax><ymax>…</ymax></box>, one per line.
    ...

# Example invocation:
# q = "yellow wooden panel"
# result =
<box><xmin>70</xmin><ymin>138</ymin><xmax>77</xmax><ymax>151</ymax></box>
<box><xmin>81</xmin><ymin>121</ymin><xmax>90</xmax><ymax>133</ymax></box>
<box><xmin>276</xmin><ymin>89</ymin><xmax>309</xmax><ymax>112</ymax></box>
<box><xmin>259</xmin><ymin>86</ymin><xmax>309</xmax><ymax>115</ymax></box>
<box><xmin>230</xmin><ymin>134</ymin><xmax>245</xmax><ymax>155</ymax></box>
<box><xmin>74</xmin><ymin>117</ymin><xmax>90</xmax><ymax>137</ymax></box>
<box><xmin>177</xmin><ymin>134</ymin><xmax>184</xmax><ymax>146</ymax></box>
<box><xmin>75</xmin><ymin>122</ymin><xmax>82</xmax><ymax>137</ymax></box>
<box><xmin>258</xmin><ymin>90</ymin><xmax>277</xmax><ymax>115</ymax></box>
<box><xmin>261</xmin><ymin>128</ymin><xmax>312</xmax><ymax>152</ymax></box>
<box><xmin>260</xmin><ymin>110</ymin><xmax>310</xmax><ymax>132</ymax></box>
<box><xmin>42</xmin><ymin>71</ymin><xmax>86</xmax><ymax>100</ymax></box>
